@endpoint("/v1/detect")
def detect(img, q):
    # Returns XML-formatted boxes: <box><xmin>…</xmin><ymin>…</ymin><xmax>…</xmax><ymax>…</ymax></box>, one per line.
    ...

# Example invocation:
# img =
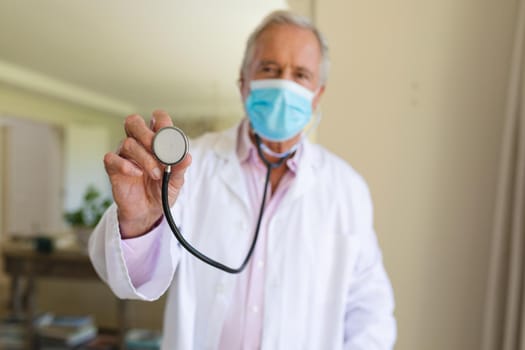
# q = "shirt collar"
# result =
<box><xmin>236</xmin><ymin>118</ymin><xmax>302</xmax><ymax>174</ymax></box>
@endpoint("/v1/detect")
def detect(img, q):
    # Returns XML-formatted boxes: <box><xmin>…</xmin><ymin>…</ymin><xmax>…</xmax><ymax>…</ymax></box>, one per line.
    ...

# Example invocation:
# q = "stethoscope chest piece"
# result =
<box><xmin>153</xmin><ymin>126</ymin><xmax>189</xmax><ymax>165</ymax></box>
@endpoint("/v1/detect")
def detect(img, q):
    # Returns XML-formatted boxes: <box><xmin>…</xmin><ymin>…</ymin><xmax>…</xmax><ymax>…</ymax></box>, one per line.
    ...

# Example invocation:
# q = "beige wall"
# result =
<box><xmin>314</xmin><ymin>1</ymin><xmax>516</xmax><ymax>349</ymax></box>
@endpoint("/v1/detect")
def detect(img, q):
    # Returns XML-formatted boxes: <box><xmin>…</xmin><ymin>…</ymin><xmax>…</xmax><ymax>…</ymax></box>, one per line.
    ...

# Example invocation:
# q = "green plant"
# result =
<box><xmin>64</xmin><ymin>185</ymin><xmax>112</xmax><ymax>228</ymax></box>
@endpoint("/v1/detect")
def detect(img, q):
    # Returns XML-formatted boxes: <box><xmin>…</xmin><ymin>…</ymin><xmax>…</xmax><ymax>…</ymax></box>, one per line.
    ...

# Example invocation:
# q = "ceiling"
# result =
<box><xmin>0</xmin><ymin>0</ymin><xmax>288</xmax><ymax>119</ymax></box>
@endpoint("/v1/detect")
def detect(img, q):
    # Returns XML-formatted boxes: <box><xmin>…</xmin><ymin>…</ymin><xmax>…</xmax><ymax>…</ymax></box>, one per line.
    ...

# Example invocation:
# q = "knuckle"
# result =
<box><xmin>103</xmin><ymin>155</ymin><xmax>112</xmax><ymax>172</ymax></box>
<box><xmin>121</xmin><ymin>137</ymin><xmax>136</xmax><ymax>153</ymax></box>
<box><xmin>124</xmin><ymin>114</ymin><xmax>143</xmax><ymax>129</ymax></box>
<box><xmin>146</xmin><ymin>155</ymin><xmax>158</xmax><ymax>168</ymax></box>
<box><xmin>103</xmin><ymin>153</ymin><xmax>122</xmax><ymax>175</ymax></box>
<box><xmin>152</xmin><ymin>109</ymin><xmax>167</xmax><ymax>116</ymax></box>
<box><xmin>152</xmin><ymin>110</ymin><xmax>173</xmax><ymax>125</ymax></box>
<box><xmin>103</xmin><ymin>152</ymin><xmax>113</xmax><ymax>165</ymax></box>
<box><xmin>116</xmin><ymin>160</ymin><xmax>132</xmax><ymax>174</ymax></box>
<box><xmin>125</xmin><ymin>114</ymin><xmax>141</xmax><ymax>123</ymax></box>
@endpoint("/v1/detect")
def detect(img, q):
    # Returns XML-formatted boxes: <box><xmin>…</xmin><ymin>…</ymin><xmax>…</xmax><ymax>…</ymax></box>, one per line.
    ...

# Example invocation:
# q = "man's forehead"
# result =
<box><xmin>252</xmin><ymin>24</ymin><xmax>321</xmax><ymax>67</ymax></box>
<box><xmin>255</xmin><ymin>23</ymin><xmax>320</xmax><ymax>50</ymax></box>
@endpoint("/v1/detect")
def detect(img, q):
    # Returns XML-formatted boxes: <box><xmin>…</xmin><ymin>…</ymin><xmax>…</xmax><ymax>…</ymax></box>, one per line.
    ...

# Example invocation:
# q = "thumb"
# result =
<box><xmin>167</xmin><ymin>153</ymin><xmax>192</xmax><ymax>205</ymax></box>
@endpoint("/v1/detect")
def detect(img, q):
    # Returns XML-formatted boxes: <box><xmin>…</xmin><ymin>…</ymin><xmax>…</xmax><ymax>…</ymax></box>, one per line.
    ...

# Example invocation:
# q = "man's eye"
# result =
<box><xmin>296</xmin><ymin>72</ymin><xmax>310</xmax><ymax>81</ymax></box>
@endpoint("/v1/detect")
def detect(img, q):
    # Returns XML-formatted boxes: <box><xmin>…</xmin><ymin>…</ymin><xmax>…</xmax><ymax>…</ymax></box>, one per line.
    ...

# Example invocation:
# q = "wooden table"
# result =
<box><xmin>2</xmin><ymin>240</ymin><xmax>127</xmax><ymax>349</ymax></box>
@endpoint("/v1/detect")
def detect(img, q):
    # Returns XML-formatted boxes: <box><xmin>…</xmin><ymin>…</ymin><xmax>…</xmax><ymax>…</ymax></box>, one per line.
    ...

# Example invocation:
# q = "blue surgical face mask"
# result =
<box><xmin>245</xmin><ymin>79</ymin><xmax>315</xmax><ymax>142</ymax></box>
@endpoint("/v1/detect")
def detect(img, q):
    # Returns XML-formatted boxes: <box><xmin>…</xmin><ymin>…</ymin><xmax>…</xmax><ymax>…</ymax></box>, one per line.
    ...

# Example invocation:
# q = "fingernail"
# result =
<box><xmin>152</xmin><ymin>167</ymin><xmax>162</xmax><ymax>180</ymax></box>
<box><xmin>150</xmin><ymin>116</ymin><xmax>156</xmax><ymax>129</ymax></box>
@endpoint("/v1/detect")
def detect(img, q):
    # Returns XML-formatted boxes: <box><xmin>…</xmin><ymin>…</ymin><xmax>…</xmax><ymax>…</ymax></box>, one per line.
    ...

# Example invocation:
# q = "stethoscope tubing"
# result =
<box><xmin>160</xmin><ymin>133</ymin><xmax>286</xmax><ymax>274</ymax></box>
<box><xmin>162</xmin><ymin>162</ymin><xmax>272</xmax><ymax>273</ymax></box>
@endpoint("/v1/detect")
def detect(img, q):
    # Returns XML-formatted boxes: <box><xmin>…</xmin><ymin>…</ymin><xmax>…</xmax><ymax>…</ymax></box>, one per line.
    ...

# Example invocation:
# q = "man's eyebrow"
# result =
<box><xmin>257</xmin><ymin>60</ymin><xmax>280</xmax><ymax>66</ymax></box>
<box><xmin>296</xmin><ymin>66</ymin><xmax>314</xmax><ymax>76</ymax></box>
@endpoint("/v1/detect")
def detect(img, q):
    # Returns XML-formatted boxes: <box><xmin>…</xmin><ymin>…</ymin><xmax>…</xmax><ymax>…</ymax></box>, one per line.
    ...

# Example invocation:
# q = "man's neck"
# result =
<box><xmin>248</xmin><ymin>130</ymin><xmax>300</xmax><ymax>193</ymax></box>
<box><xmin>248</xmin><ymin>129</ymin><xmax>300</xmax><ymax>163</ymax></box>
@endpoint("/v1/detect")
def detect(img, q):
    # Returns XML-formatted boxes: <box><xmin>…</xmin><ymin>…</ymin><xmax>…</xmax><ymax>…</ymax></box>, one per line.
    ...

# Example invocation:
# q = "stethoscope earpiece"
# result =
<box><xmin>152</xmin><ymin>127</ymin><xmax>189</xmax><ymax>166</ymax></box>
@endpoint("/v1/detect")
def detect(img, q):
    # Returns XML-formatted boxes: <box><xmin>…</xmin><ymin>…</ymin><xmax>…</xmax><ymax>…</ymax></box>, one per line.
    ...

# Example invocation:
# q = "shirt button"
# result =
<box><xmin>257</xmin><ymin>260</ymin><xmax>264</xmax><ymax>269</ymax></box>
<box><xmin>252</xmin><ymin>305</ymin><xmax>259</xmax><ymax>313</ymax></box>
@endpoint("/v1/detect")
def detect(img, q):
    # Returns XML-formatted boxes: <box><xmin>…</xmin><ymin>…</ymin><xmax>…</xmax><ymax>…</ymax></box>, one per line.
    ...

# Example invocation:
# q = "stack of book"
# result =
<box><xmin>124</xmin><ymin>329</ymin><xmax>162</xmax><ymax>350</ymax></box>
<box><xmin>0</xmin><ymin>316</ymin><xmax>25</xmax><ymax>350</ymax></box>
<box><xmin>76</xmin><ymin>333</ymin><xmax>119</xmax><ymax>350</ymax></box>
<box><xmin>37</xmin><ymin>314</ymin><xmax>97</xmax><ymax>349</ymax></box>
<box><xmin>0</xmin><ymin>313</ymin><xmax>54</xmax><ymax>349</ymax></box>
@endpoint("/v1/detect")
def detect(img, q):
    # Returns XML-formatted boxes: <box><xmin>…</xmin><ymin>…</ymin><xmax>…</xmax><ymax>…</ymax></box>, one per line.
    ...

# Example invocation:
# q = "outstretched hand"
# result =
<box><xmin>103</xmin><ymin>110</ymin><xmax>192</xmax><ymax>238</ymax></box>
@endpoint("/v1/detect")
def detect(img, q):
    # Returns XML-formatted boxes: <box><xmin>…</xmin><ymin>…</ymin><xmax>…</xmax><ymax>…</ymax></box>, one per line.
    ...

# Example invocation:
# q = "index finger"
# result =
<box><xmin>151</xmin><ymin>109</ymin><xmax>174</xmax><ymax>133</ymax></box>
<box><xmin>124</xmin><ymin>114</ymin><xmax>155</xmax><ymax>153</ymax></box>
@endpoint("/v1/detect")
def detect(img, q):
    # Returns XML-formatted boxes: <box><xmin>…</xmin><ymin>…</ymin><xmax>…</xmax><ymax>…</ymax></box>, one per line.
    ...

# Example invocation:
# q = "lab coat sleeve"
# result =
<box><xmin>88</xmin><ymin>203</ymin><xmax>181</xmax><ymax>301</ymax></box>
<box><xmin>121</xmin><ymin>219</ymin><xmax>167</xmax><ymax>287</ymax></box>
<box><xmin>343</xmin><ymin>181</ymin><xmax>397</xmax><ymax>349</ymax></box>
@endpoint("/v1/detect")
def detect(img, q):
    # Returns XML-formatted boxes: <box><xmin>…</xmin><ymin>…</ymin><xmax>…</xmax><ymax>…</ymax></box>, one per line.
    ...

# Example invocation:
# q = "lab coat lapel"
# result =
<box><xmin>284</xmin><ymin>141</ymin><xmax>318</xmax><ymax>204</ymax></box>
<box><xmin>211</xmin><ymin>125</ymin><xmax>318</xmax><ymax>209</ymax></box>
<box><xmin>213</xmin><ymin>126</ymin><xmax>251</xmax><ymax>210</ymax></box>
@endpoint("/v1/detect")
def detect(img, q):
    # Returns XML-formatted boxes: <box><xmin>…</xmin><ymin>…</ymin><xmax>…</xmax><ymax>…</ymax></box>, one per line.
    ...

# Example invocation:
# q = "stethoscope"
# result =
<box><xmin>152</xmin><ymin>126</ymin><xmax>287</xmax><ymax>274</ymax></box>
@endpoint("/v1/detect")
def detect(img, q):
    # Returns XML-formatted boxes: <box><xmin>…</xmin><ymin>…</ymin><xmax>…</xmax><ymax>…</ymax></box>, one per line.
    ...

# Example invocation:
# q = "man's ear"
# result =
<box><xmin>239</xmin><ymin>74</ymin><xmax>250</xmax><ymax>100</ymax></box>
<box><xmin>238</xmin><ymin>76</ymin><xmax>244</xmax><ymax>92</ymax></box>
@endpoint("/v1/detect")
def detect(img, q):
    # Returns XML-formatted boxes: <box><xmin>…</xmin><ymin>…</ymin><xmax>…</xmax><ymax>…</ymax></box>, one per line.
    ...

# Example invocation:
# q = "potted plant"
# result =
<box><xmin>64</xmin><ymin>185</ymin><xmax>112</xmax><ymax>248</ymax></box>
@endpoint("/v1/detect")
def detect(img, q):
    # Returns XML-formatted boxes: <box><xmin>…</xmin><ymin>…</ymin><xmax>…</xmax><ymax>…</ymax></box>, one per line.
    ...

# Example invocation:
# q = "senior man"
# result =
<box><xmin>89</xmin><ymin>10</ymin><xmax>396</xmax><ymax>350</ymax></box>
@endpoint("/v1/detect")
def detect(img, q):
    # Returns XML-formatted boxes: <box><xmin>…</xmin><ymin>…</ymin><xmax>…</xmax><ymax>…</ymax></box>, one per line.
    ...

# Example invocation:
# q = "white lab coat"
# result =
<box><xmin>89</xmin><ymin>122</ymin><xmax>396</xmax><ymax>350</ymax></box>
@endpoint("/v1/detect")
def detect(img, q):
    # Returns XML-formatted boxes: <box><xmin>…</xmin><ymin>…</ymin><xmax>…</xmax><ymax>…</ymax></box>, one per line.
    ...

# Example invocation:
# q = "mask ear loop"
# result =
<box><xmin>254</xmin><ymin>134</ymin><xmax>288</xmax><ymax>169</ymax></box>
<box><xmin>300</xmin><ymin>108</ymin><xmax>323</xmax><ymax>142</ymax></box>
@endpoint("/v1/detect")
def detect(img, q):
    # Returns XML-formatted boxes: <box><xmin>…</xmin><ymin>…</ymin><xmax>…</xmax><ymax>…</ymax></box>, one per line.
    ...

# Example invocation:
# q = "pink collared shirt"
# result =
<box><xmin>122</xmin><ymin>119</ymin><xmax>301</xmax><ymax>350</ymax></box>
<box><xmin>218</xmin><ymin>121</ymin><xmax>300</xmax><ymax>349</ymax></box>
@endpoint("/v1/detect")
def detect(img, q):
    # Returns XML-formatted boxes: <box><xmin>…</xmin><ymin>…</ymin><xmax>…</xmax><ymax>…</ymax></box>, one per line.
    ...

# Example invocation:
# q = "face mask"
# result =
<box><xmin>245</xmin><ymin>79</ymin><xmax>315</xmax><ymax>142</ymax></box>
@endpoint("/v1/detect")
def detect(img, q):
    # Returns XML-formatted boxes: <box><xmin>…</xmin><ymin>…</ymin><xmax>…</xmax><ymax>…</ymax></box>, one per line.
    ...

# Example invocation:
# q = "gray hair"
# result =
<box><xmin>240</xmin><ymin>10</ymin><xmax>330</xmax><ymax>85</ymax></box>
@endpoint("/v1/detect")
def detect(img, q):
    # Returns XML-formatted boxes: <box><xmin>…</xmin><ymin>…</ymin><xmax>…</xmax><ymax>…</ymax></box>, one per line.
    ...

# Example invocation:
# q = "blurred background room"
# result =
<box><xmin>0</xmin><ymin>0</ymin><xmax>522</xmax><ymax>349</ymax></box>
